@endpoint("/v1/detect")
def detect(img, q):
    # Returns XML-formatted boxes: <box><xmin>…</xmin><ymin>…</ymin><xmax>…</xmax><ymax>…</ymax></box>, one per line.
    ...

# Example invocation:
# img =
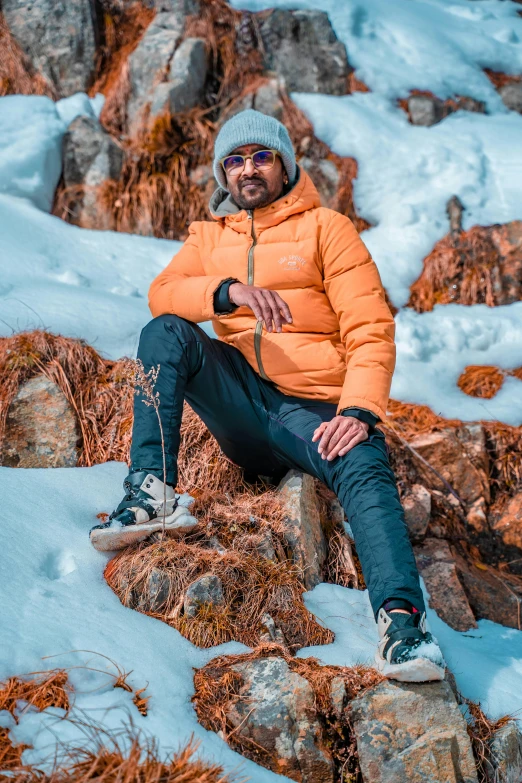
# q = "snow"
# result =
<box><xmin>393</xmin><ymin>303</ymin><xmax>522</xmax><ymax>425</ymax></box>
<box><xmin>299</xmin><ymin>582</ymin><xmax>522</xmax><ymax>726</ymax></box>
<box><xmin>1</xmin><ymin>0</ymin><xmax>522</xmax><ymax>775</ymax></box>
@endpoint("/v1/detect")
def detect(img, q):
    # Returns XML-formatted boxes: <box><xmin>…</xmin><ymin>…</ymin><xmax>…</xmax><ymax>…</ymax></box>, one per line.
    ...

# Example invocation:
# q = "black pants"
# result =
<box><xmin>130</xmin><ymin>315</ymin><xmax>425</xmax><ymax>617</ymax></box>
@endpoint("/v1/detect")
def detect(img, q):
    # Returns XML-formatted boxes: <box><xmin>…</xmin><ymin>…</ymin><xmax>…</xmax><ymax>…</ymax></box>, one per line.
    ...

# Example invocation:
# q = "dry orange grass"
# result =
<box><xmin>104</xmin><ymin>538</ymin><xmax>332</xmax><ymax>651</ymax></box>
<box><xmin>0</xmin><ymin>331</ymin><xmax>134</xmax><ymax>467</ymax></box>
<box><xmin>484</xmin><ymin>68</ymin><xmax>522</xmax><ymax>90</ymax></box>
<box><xmin>462</xmin><ymin>697</ymin><xmax>515</xmax><ymax>783</ymax></box>
<box><xmin>408</xmin><ymin>226</ymin><xmax>502</xmax><ymax>311</ymax></box>
<box><xmin>457</xmin><ymin>364</ymin><xmax>522</xmax><ymax>400</ymax></box>
<box><xmin>193</xmin><ymin>644</ymin><xmax>383</xmax><ymax>779</ymax></box>
<box><xmin>0</xmin><ymin>670</ymin><xmax>71</xmax><ymax>772</ymax></box>
<box><xmin>0</xmin><ymin>15</ymin><xmax>55</xmax><ymax>98</ymax></box>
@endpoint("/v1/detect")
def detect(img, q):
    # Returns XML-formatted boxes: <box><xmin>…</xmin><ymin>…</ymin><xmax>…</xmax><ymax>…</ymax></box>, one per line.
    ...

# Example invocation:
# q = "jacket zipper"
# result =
<box><xmin>247</xmin><ymin>209</ymin><xmax>270</xmax><ymax>381</ymax></box>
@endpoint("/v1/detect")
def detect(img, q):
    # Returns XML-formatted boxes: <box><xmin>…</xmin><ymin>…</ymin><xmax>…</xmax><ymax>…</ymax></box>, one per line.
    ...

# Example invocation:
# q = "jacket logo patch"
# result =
<box><xmin>277</xmin><ymin>254</ymin><xmax>307</xmax><ymax>270</ymax></box>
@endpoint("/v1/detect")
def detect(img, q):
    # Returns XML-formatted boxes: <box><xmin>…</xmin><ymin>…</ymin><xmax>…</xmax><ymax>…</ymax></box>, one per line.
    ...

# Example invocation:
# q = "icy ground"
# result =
<box><xmin>1</xmin><ymin>0</ymin><xmax>522</xmax><ymax>776</ymax></box>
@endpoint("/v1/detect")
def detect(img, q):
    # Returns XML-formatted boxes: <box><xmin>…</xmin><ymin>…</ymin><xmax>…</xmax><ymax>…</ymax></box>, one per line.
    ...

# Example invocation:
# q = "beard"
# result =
<box><xmin>234</xmin><ymin>177</ymin><xmax>270</xmax><ymax>209</ymax></box>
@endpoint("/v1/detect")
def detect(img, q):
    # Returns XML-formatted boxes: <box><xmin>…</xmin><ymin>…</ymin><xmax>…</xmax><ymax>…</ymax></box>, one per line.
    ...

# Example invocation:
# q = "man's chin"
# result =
<box><xmin>236</xmin><ymin>190</ymin><xmax>270</xmax><ymax>210</ymax></box>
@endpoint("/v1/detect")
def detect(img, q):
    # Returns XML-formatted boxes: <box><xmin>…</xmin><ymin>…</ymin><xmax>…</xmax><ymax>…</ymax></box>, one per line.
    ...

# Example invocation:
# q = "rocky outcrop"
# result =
<box><xmin>299</xmin><ymin>157</ymin><xmax>341</xmax><ymax>209</ymax></box>
<box><xmin>488</xmin><ymin>722</ymin><xmax>522</xmax><ymax>783</ymax></box>
<box><xmin>491</xmin><ymin>492</ymin><xmax>522</xmax><ymax>554</ymax></box>
<box><xmin>149</xmin><ymin>37</ymin><xmax>208</xmax><ymax>121</ymax></box>
<box><xmin>136</xmin><ymin>567</ymin><xmax>171</xmax><ymax>613</ymax></box>
<box><xmin>126</xmin><ymin>0</ymin><xmax>200</xmax><ymax>135</ymax></box>
<box><xmin>62</xmin><ymin>116</ymin><xmax>124</xmax><ymax>228</ymax></box>
<box><xmin>225</xmin><ymin>656</ymin><xmax>334</xmax><ymax>783</ymax></box>
<box><xmin>258</xmin><ymin>9</ymin><xmax>350</xmax><ymax>95</ymax></box>
<box><xmin>219</xmin><ymin>77</ymin><xmax>285</xmax><ymax>125</ymax></box>
<box><xmin>278</xmin><ymin>470</ymin><xmax>327</xmax><ymax>589</ymax></box>
<box><xmin>184</xmin><ymin>574</ymin><xmax>224</xmax><ymax>617</ymax></box>
<box><xmin>2</xmin><ymin>0</ymin><xmax>97</xmax><ymax>96</ymax></box>
<box><xmin>414</xmin><ymin>538</ymin><xmax>477</xmax><ymax>631</ymax></box>
<box><xmin>350</xmin><ymin>679</ymin><xmax>478</xmax><ymax>783</ymax></box>
<box><xmin>1</xmin><ymin>375</ymin><xmax>79</xmax><ymax>468</ymax></box>
<box><xmin>489</xmin><ymin>220</ymin><xmax>522</xmax><ymax>304</ymax></box>
<box><xmin>408</xmin><ymin>424</ymin><xmax>490</xmax><ymax>531</ymax></box>
<box><xmin>499</xmin><ymin>82</ymin><xmax>522</xmax><ymax>113</ymax></box>
<box><xmin>453</xmin><ymin>554</ymin><xmax>522</xmax><ymax>631</ymax></box>
<box><xmin>402</xmin><ymin>483</ymin><xmax>432</xmax><ymax>540</ymax></box>
<box><xmin>406</xmin><ymin>93</ymin><xmax>485</xmax><ymax>126</ymax></box>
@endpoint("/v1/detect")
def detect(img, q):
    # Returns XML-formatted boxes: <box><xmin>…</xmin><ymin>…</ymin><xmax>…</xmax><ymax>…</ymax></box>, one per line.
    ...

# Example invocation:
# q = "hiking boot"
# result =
<box><xmin>375</xmin><ymin>607</ymin><xmax>446</xmax><ymax>682</ymax></box>
<box><xmin>89</xmin><ymin>470</ymin><xmax>197</xmax><ymax>552</ymax></box>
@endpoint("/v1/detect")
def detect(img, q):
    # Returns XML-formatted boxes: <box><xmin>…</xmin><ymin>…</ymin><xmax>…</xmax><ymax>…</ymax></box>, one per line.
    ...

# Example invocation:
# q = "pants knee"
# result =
<box><xmin>139</xmin><ymin>314</ymin><xmax>202</xmax><ymax>344</ymax></box>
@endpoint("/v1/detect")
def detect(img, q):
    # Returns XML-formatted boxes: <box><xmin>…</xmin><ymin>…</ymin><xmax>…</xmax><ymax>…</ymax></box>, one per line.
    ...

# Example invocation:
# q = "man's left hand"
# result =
<box><xmin>312</xmin><ymin>416</ymin><xmax>369</xmax><ymax>461</ymax></box>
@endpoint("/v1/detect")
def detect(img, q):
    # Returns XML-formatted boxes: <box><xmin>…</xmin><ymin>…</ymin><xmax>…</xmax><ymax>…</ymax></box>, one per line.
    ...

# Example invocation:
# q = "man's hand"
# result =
<box><xmin>228</xmin><ymin>283</ymin><xmax>292</xmax><ymax>333</ymax></box>
<box><xmin>312</xmin><ymin>416</ymin><xmax>369</xmax><ymax>461</ymax></box>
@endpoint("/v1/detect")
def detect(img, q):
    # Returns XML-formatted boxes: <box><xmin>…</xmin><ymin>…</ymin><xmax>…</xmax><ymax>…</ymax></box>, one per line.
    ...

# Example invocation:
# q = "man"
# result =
<box><xmin>90</xmin><ymin>109</ymin><xmax>445</xmax><ymax>682</ymax></box>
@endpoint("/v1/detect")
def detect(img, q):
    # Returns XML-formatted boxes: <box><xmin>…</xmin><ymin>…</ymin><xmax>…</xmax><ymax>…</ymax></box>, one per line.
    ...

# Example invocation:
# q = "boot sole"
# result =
<box><xmin>375</xmin><ymin>652</ymin><xmax>445</xmax><ymax>682</ymax></box>
<box><xmin>90</xmin><ymin>512</ymin><xmax>198</xmax><ymax>552</ymax></box>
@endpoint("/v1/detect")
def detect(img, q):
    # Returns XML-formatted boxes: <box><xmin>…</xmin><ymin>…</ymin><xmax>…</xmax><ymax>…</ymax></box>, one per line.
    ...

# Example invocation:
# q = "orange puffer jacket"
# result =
<box><xmin>149</xmin><ymin>167</ymin><xmax>395</xmax><ymax>421</ymax></box>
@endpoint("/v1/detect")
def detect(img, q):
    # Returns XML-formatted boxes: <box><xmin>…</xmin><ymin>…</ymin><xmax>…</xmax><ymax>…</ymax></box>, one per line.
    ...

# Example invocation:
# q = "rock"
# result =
<box><xmin>226</xmin><ymin>656</ymin><xmax>334</xmax><ymax>783</ymax></box>
<box><xmin>466</xmin><ymin>496</ymin><xmax>489</xmax><ymax>534</ymax></box>
<box><xmin>402</xmin><ymin>484</ymin><xmax>431</xmax><ymax>540</ymax></box>
<box><xmin>408</xmin><ymin>424</ymin><xmax>490</xmax><ymax>507</ymax></box>
<box><xmin>491</xmin><ymin>492</ymin><xmax>522</xmax><ymax>553</ymax></box>
<box><xmin>408</xmin><ymin>94</ymin><xmax>444</xmax><ymax>126</ymax></box>
<box><xmin>259</xmin><ymin>613</ymin><xmax>287</xmax><ymax>647</ymax></box>
<box><xmin>298</xmin><ymin>157</ymin><xmax>340</xmax><ymax>209</ymax></box>
<box><xmin>499</xmin><ymin>82</ymin><xmax>522</xmax><ymax>113</ymax></box>
<box><xmin>184</xmin><ymin>574</ymin><xmax>224</xmax><ymax>618</ymax></box>
<box><xmin>62</xmin><ymin>116</ymin><xmax>124</xmax><ymax>228</ymax></box>
<box><xmin>329</xmin><ymin>676</ymin><xmax>346</xmax><ymax>720</ymax></box>
<box><xmin>136</xmin><ymin>567</ymin><xmax>172</xmax><ymax>613</ymax></box>
<box><xmin>454</xmin><ymin>554</ymin><xmax>522</xmax><ymax>630</ymax></box>
<box><xmin>414</xmin><ymin>538</ymin><xmax>477</xmax><ymax>632</ymax></box>
<box><xmin>350</xmin><ymin>679</ymin><xmax>478</xmax><ymax>783</ymax></box>
<box><xmin>218</xmin><ymin>77</ymin><xmax>285</xmax><ymax>126</ymax></box>
<box><xmin>1</xmin><ymin>375</ymin><xmax>79</xmax><ymax>468</ymax></box>
<box><xmin>489</xmin><ymin>220</ymin><xmax>522</xmax><ymax>305</ymax></box>
<box><xmin>278</xmin><ymin>470</ymin><xmax>327</xmax><ymax>589</ymax></box>
<box><xmin>2</xmin><ymin>0</ymin><xmax>96</xmax><ymax>96</ymax></box>
<box><xmin>447</xmin><ymin>195</ymin><xmax>464</xmax><ymax>235</ymax></box>
<box><xmin>149</xmin><ymin>37</ymin><xmax>207</xmax><ymax>120</ymax></box>
<box><xmin>126</xmin><ymin>0</ymin><xmax>199</xmax><ymax>135</ymax></box>
<box><xmin>189</xmin><ymin>164</ymin><xmax>213</xmax><ymax>187</ymax></box>
<box><xmin>258</xmin><ymin>9</ymin><xmax>350</xmax><ymax>95</ymax></box>
<box><xmin>488</xmin><ymin>722</ymin><xmax>522</xmax><ymax>783</ymax></box>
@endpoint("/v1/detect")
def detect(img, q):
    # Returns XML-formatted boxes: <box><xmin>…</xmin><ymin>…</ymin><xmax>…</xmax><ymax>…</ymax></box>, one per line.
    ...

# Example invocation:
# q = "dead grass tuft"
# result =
<box><xmin>0</xmin><ymin>670</ymin><xmax>71</xmax><ymax>772</ymax></box>
<box><xmin>193</xmin><ymin>645</ymin><xmax>383</xmax><ymax>780</ymax></box>
<box><xmin>105</xmin><ymin>538</ymin><xmax>332</xmax><ymax>651</ymax></box>
<box><xmin>462</xmin><ymin>696</ymin><xmax>515</xmax><ymax>783</ymax></box>
<box><xmin>408</xmin><ymin>226</ymin><xmax>503</xmax><ymax>311</ymax></box>
<box><xmin>457</xmin><ymin>364</ymin><xmax>522</xmax><ymax>401</ymax></box>
<box><xmin>8</xmin><ymin>734</ymin><xmax>234</xmax><ymax>783</ymax></box>
<box><xmin>0</xmin><ymin>331</ymin><xmax>134</xmax><ymax>466</ymax></box>
<box><xmin>484</xmin><ymin>68</ymin><xmax>522</xmax><ymax>90</ymax></box>
<box><xmin>0</xmin><ymin>15</ymin><xmax>56</xmax><ymax>98</ymax></box>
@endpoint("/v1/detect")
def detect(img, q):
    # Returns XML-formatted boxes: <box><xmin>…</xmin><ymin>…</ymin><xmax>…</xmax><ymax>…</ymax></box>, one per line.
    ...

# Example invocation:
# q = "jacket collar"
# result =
<box><xmin>208</xmin><ymin>165</ymin><xmax>321</xmax><ymax>234</ymax></box>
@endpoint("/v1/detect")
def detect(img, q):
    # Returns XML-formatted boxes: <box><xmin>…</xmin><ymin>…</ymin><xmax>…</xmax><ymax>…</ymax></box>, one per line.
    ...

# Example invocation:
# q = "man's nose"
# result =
<box><xmin>243</xmin><ymin>157</ymin><xmax>256</xmax><ymax>176</ymax></box>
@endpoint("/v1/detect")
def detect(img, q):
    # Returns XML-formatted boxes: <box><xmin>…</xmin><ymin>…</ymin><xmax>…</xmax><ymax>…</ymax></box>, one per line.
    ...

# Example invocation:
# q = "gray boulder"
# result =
<box><xmin>415</xmin><ymin>538</ymin><xmax>477</xmax><ymax>632</ymax></box>
<box><xmin>488</xmin><ymin>722</ymin><xmax>522</xmax><ymax>783</ymax></box>
<box><xmin>402</xmin><ymin>483</ymin><xmax>431</xmax><ymax>540</ymax></box>
<box><xmin>258</xmin><ymin>9</ymin><xmax>350</xmax><ymax>95</ymax></box>
<box><xmin>126</xmin><ymin>0</ymin><xmax>200</xmax><ymax>135</ymax></box>
<box><xmin>499</xmin><ymin>82</ymin><xmax>522</xmax><ymax>114</ymax></box>
<box><xmin>278</xmin><ymin>470</ymin><xmax>327</xmax><ymax>589</ymax></box>
<box><xmin>1</xmin><ymin>375</ymin><xmax>79</xmax><ymax>468</ymax></box>
<box><xmin>184</xmin><ymin>574</ymin><xmax>224</xmax><ymax>617</ymax></box>
<box><xmin>62</xmin><ymin>115</ymin><xmax>124</xmax><ymax>228</ymax></box>
<box><xmin>2</xmin><ymin>0</ymin><xmax>96</xmax><ymax>96</ymax></box>
<box><xmin>226</xmin><ymin>656</ymin><xmax>334</xmax><ymax>783</ymax></box>
<box><xmin>149</xmin><ymin>37</ymin><xmax>207</xmax><ymax>120</ymax></box>
<box><xmin>408</xmin><ymin>94</ymin><xmax>444</xmax><ymax>126</ymax></box>
<box><xmin>350</xmin><ymin>679</ymin><xmax>478</xmax><ymax>783</ymax></box>
<box><xmin>136</xmin><ymin>568</ymin><xmax>172</xmax><ymax>613</ymax></box>
<box><xmin>299</xmin><ymin>157</ymin><xmax>340</xmax><ymax>209</ymax></box>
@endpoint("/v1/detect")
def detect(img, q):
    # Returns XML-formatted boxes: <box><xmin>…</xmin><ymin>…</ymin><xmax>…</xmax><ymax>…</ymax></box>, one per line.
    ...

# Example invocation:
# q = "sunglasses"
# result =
<box><xmin>220</xmin><ymin>149</ymin><xmax>281</xmax><ymax>177</ymax></box>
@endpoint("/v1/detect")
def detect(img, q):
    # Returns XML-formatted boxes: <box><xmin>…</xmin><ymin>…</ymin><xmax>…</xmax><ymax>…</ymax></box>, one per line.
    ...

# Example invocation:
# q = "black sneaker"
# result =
<box><xmin>89</xmin><ymin>470</ymin><xmax>197</xmax><ymax>552</ymax></box>
<box><xmin>375</xmin><ymin>607</ymin><xmax>445</xmax><ymax>682</ymax></box>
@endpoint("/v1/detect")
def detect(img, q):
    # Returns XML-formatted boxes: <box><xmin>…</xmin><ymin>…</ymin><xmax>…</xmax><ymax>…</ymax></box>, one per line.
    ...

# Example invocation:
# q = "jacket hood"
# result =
<box><xmin>208</xmin><ymin>165</ymin><xmax>321</xmax><ymax>233</ymax></box>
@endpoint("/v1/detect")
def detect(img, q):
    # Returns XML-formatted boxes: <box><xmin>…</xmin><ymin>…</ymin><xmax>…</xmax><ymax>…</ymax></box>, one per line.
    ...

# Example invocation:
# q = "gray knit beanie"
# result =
<box><xmin>213</xmin><ymin>109</ymin><xmax>296</xmax><ymax>191</ymax></box>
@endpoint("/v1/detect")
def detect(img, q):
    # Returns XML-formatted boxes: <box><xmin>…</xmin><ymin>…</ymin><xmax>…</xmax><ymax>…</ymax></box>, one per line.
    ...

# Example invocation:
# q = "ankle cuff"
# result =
<box><xmin>382</xmin><ymin>598</ymin><xmax>418</xmax><ymax>614</ymax></box>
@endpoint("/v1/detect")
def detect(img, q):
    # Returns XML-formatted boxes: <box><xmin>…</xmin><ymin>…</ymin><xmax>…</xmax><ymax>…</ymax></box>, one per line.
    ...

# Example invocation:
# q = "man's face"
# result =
<box><xmin>223</xmin><ymin>143</ymin><xmax>288</xmax><ymax>210</ymax></box>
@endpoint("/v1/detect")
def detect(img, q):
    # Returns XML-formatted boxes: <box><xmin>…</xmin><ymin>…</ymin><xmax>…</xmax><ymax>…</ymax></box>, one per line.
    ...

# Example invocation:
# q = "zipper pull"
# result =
<box><xmin>247</xmin><ymin>209</ymin><xmax>253</xmax><ymax>219</ymax></box>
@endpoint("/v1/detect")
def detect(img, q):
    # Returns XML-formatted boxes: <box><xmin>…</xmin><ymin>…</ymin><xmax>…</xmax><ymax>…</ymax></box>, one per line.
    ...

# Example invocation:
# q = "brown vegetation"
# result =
<box><xmin>0</xmin><ymin>15</ymin><xmax>55</xmax><ymax>98</ymax></box>
<box><xmin>457</xmin><ymin>364</ymin><xmax>522</xmax><ymax>400</ymax></box>
<box><xmin>484</xmin><ymin>68</ymin><xmax>522</xmax><ymax>90</ymax></box>
<box><xmin>408</xmin><ymin>226</ymin><xmax>503</xmax><ymax>311</ymax></box>
<box><xmin>193</xmin><ymin>644</ymin><xmax>383</xmax><ymax>781</ymax></box>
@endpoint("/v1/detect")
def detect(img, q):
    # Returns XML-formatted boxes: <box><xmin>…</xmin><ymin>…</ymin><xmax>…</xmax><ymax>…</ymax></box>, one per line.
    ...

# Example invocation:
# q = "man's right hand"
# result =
<box><xmin>228</xmin><ymin>283</ymin><xmax>293</xmax><ymax>333</ymax></box>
